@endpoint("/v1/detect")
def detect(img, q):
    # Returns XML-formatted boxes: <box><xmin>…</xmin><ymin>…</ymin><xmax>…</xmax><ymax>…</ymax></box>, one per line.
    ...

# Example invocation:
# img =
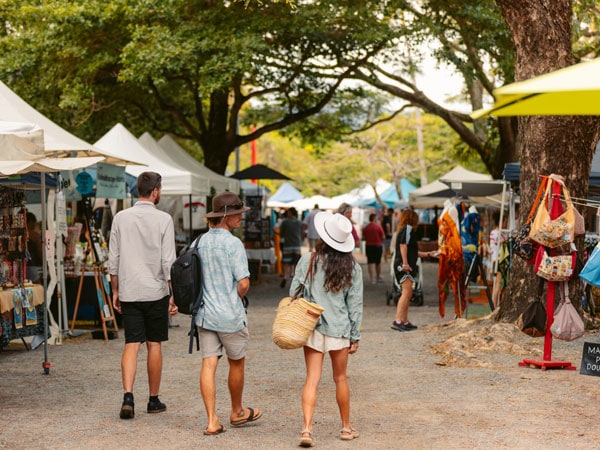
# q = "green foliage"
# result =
<box><xmin>0</xmin><ymin>0</ymin><xmax>406</xmax><ymax>174</ymax></box>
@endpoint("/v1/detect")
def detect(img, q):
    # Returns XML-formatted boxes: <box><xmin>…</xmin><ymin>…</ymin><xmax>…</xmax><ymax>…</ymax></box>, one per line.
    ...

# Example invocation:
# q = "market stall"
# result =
<box><xmin>0</xmin><ymin>122</ymin><xmax>103</xmax><ymax>369</ymax></box>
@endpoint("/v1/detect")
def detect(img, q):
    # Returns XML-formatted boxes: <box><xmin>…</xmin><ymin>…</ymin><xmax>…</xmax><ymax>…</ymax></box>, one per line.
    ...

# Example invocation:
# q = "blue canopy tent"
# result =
<box><xmin>268</xmin><ymin>181</ymin><xmax>304</xmax><ymax>203</ymax></box>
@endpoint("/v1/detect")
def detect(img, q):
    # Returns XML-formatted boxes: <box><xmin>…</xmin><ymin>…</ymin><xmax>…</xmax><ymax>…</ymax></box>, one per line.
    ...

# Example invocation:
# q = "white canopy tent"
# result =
<box><xmin>138</xmin><ymin>132</ymin><xmax>211</xmax><ymax>196</ymax></box>
<box><xmin>157</xmin><ymin>134</ymin><xmax>239</xmax><ymax>193</ymax></box>
<box><xmin>95</xmin><ymin>123</ymin><xmax>208</xmax><ymax>197</ymax></box>
<box><xmin>284</xmin><ymin>194</ymin><xmax>340</xmax><ymax>212</ymax></box>
<box><xmin>0</xmin><ymin>82</ymin><xmax>143</xmax><ymax>165</ymax></box>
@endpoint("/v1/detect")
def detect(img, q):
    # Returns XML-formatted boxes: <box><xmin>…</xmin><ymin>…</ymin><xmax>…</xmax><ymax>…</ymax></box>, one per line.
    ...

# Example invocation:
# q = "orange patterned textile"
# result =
<box><xmin>437</xmin><ymin>210</ymin><xmax>466</xmax><ymax>317</ymax></box>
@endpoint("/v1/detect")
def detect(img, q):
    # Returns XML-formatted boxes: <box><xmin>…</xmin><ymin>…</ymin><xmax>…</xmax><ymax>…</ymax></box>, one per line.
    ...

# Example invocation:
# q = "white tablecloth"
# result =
<box><xmin>246</xmin><ymin>248</ymin><xmax>275</xmax><ymax>264</ymax></box>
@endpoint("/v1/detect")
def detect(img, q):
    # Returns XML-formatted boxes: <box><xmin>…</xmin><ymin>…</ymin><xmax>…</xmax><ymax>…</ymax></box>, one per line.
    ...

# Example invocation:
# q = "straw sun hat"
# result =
<box><xmin>313</xmin><ymin>211</ymin><xmax>355</xmax><ymax>253</ymax></box>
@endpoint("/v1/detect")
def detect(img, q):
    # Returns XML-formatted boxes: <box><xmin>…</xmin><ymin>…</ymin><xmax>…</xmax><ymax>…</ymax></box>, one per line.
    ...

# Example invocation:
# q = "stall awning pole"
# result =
<box><xmin>41</xmin><ymin>173</ymin><xmax>50</xmax><ymax>374</ymax></box>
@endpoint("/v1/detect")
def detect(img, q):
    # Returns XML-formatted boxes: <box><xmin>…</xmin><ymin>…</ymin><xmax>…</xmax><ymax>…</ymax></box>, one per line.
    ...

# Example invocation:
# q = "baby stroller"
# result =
<box><xmin>386</xmin><ymin>257</ymin><xmax>424</xmax><ymax>307</ymax></box>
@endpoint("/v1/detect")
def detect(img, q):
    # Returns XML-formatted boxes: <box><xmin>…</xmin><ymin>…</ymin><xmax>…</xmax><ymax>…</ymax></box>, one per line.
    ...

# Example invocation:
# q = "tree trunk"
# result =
<box><xmin>494</xmin><ymin>0</ymin><xmax>600</xmax><ymax>322</ymax></box>
<box><xmin>201</xmin><ymin>89</ymin><xmax>234</xmax><ymax>174</ymax></box>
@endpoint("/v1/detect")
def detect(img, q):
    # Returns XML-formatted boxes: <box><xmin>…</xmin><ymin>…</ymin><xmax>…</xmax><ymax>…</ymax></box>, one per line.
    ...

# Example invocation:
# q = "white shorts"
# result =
<box><xmin>305</xmin><ymin>329</ymin><xmax>349</xmax><ymax>353</ymax></box>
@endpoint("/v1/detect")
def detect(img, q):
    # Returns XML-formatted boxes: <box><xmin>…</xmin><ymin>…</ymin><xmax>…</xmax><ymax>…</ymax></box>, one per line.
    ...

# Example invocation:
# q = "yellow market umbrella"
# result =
<box><xmin>471</xmin><ymin>58</ymin><xmax>600</xmax><ymax>118</ymax></box>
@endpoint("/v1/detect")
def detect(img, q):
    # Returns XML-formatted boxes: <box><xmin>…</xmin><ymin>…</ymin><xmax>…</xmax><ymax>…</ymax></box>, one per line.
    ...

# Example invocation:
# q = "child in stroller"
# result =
<box><xmin>386</xmin><ymin>257</ymin><xmax>424</xmax><ymax>306</ymax></box>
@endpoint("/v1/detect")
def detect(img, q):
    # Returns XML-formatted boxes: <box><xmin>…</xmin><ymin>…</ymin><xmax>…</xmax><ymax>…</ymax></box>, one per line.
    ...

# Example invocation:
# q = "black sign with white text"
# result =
<box><xmin>579</xmin><ymin>342</ymin><xmax>600</xmax><ymax>377</ymax></box>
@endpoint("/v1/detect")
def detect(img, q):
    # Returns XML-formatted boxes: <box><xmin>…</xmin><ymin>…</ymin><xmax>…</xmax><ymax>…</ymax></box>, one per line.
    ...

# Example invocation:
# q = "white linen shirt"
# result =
<box><xmin>194</xmin><ymin>228</ymin><xmax>250</xmax><ymax>333</ymax></box>
<box><xmin>108</xmin><ymin>201</ymin><xmax>176</xmax><ymax>302</ymax></box>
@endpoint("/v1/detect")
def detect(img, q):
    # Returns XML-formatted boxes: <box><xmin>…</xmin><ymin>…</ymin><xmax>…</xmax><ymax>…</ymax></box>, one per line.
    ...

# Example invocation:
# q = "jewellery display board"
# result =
<box><xmin>0</xmin><ymin>186</ymin><xmax>42</xmax><ymax>351</ymax></box>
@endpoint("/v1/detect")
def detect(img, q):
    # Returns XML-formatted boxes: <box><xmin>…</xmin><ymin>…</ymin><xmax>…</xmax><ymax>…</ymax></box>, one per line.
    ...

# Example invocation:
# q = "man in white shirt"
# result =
<box><xmin>109</xmin><ymin>171</ymin><xmax>177</xmax><ymax>420</ymax></box>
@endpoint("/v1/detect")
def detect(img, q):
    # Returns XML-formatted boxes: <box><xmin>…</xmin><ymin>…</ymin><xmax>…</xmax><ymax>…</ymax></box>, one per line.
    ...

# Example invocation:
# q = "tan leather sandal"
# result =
<box><xmin>340</xmin><ymin>427</ymin><xmax>360</xmax><ymax>441</ymax></box>
<box><xmin>299</xmin><ymin>430</ymin><xmax>315</xmax><ymax>447</ymax></box>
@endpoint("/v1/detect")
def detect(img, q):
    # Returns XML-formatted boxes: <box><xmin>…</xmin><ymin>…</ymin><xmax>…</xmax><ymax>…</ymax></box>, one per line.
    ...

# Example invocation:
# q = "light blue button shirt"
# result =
<box><xmin>290</xmin><ymin>252</ymin><xmax>363</xmax><ymax>342</ymax></box>
<box><xmin>194</xmin><ymin>228</ymin><xmax>250</xmax><ymax>333</ymax></box>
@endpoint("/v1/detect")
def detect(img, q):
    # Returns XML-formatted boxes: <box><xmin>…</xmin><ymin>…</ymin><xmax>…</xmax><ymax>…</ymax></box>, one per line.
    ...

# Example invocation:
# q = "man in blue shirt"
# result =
<box><xmin>195</xmin><ymin>192</ymin><xmax>263</xmax><ymax>435</ymax></box>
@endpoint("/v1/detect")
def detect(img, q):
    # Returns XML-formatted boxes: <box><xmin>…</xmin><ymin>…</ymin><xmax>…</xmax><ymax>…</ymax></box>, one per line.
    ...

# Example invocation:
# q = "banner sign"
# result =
<box><xmin>96</xmin><ymin>163</ymin><xmax>127</xmax><ymax>199</ymax></box>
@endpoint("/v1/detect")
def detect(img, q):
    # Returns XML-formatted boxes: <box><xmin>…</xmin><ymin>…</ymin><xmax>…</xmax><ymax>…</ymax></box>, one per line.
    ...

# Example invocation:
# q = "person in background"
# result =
<box><xmin>382</xmin><ymin>208</ymin><xmax>394</xmax><ymax>262</ymax></box>
<box><xmin>290</xmin><ymin>212</ymin><xmax>363</xmax><ymax>447</ymax></box>
<box><xmin>26</xmin><ymin>212</ymin><xmax>43</xmax><ymax>283</ymax></box>
<box><xmin>279</xmin><ymin>207</ymin><xmax>303</xmax><ymax>288</ymax></box>
<box><xmin>109</xmin><ymin>171</ymin><xmax>178</xmax><ymax>420</ymax></box>
<box><xmin>361</xmin><ymin>213</ymin><xmax>385</xmax><ymax>284</ymax></box>
<box><xmin>391</xmin><ymin>209</ymin><xmax>435</xmax><ymax>332</ymax></box>
<box><xmin>302</xmin><ymin>204</ymin><xmax>321</xmax><ymax>252</ymax></box>
<box><xmin>194</xmin><ymin>192</ymin><xmax>262</xmax><ymax>436</ymax></box>
<box><xmin>336</xmin><ymin>203</ymin><xmax>360</xmax><ymax>249</ymax></box>
<box><xmin>489</xmin><ymin>211</ymin><xmax>505</xmax><ymax>308</ymax></box>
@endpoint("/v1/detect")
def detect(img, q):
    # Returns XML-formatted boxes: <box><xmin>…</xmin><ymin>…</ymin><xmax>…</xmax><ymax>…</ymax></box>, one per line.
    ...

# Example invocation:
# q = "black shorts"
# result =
<box><xmin>365</xmin><ymin>245</ymin><xmax>383</xmax><ymax>264</ymax></box>
<box><xmin>121</xmin><ymin>295</ymin><xmax>170</xmax><ymax>344</ymax></box>
<box><xmin>282</xmin><ymin>250</ymin><xmax>301</xmax><ymax>265</ymax></box>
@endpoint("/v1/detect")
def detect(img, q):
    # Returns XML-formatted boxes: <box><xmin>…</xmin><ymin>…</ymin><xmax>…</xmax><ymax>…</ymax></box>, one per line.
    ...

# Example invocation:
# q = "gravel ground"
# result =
<box><xmin>1</xmin><ymin>254</ymin><xmax>600</xmax><ymax>449</ymax></box>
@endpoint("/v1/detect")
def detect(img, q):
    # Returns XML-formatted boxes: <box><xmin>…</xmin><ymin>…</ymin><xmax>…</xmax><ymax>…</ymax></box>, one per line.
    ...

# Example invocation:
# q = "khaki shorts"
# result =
<box><xmin>197</xmin><ymin>326</ymin><xmax>249</xmax><ymax>360</ymax></box>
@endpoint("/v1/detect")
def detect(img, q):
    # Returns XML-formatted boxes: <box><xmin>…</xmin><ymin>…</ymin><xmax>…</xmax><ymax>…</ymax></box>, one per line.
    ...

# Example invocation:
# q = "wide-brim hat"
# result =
<box><xmin>205</xmin><ymin>192</ymin><xmax>250</xmax><ymax>218</ymax></box>
<box><xmin>313</xmin><ymin>211</ymin><xmax>355</xmax><ymax>253</ymax></box>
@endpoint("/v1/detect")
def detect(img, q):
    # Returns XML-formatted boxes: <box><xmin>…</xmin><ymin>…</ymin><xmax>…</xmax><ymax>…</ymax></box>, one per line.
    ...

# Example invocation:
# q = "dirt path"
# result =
<box><xmin>1</xmin><ymin>258</ymin><xmax>599</xmax><ymax>449</ymax></box>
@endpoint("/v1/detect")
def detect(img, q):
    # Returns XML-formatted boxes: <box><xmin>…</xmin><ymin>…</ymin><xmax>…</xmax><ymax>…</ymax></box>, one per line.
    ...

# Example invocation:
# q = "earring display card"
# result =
<box><xmin>24</xmin><ymin>287</ymin><xmax>37</xmax><ymax>326</ymax></box>
<box><xmin>12</xmin><ymin>289</ymin><xmax>23</xmax><ymax>329</ymax></box>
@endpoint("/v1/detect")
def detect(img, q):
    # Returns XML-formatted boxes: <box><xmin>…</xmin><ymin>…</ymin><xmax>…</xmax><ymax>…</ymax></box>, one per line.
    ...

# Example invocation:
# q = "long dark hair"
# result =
<box><xmin>313</xmin><ymin>240</ymin><xmax>354</xmax><ymax>292</ymax></box>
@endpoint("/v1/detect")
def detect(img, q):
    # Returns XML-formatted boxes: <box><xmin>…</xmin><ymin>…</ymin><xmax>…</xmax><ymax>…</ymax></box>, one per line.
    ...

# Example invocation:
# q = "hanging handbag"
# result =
<box><xmin>513</xmin><ymin>177</ymin><xmax>548</xmax><ymax>261</ymax></box>
<box><xmin>573</xmin><ymin>206</ymin><xmax>585</xmax><ymax>236</ymax></box>
<box><xmin>516</xmin><ymin>278</ymin><xmax>546</xmax><ymax>337</ymax></box>
<box><xmin>579</xmin><ymin>242</ymin><xmax>600</xmax><ymax>286</ymax></box>
<box><xmin>272</xmin><ymin>253</ymin><xmax>324</xmax><ymax>350</ymax></box>
<box><xmin>529</xmin><ymin>177</ymin><xmax>575</xmax><ymax>248</ymax></box>
<box><xmin>533</xmin><ymin>245</ymin><xmax>576</xmax><ymax>282</ymax></box>
<box><xmin>550</xmin><ymin>282</ymin><xmax>585</xmax><ymax>341</ymax></box>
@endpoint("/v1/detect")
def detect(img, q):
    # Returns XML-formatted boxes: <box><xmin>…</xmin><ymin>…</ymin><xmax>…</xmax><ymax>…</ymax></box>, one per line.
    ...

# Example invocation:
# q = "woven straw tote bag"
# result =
<box><xmin>272</xmin><ymin>253</ymin><xmax>325</xmax><ymax>349</ymax></box>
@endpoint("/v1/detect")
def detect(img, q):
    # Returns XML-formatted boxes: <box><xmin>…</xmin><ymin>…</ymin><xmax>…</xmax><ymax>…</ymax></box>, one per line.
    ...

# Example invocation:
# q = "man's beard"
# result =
<box><xmin>154</xmin><ymin>193</ymin><xmax>161</xmax><ymax>205</ymax></box>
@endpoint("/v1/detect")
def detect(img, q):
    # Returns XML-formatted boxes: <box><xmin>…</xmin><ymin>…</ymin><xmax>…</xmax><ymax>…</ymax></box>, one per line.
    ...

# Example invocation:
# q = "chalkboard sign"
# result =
<box><xmin>579</xmin><ymin>342</ymin><xmax>600</xmax><ymax>376</ymax></box>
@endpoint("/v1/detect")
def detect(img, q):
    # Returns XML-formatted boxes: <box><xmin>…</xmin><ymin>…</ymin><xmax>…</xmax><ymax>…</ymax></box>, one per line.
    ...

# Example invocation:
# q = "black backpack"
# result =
<box><xmin>170</xmin><ymin>237</ymin><xmax>204</xmax><ymax>353</ymax></box>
